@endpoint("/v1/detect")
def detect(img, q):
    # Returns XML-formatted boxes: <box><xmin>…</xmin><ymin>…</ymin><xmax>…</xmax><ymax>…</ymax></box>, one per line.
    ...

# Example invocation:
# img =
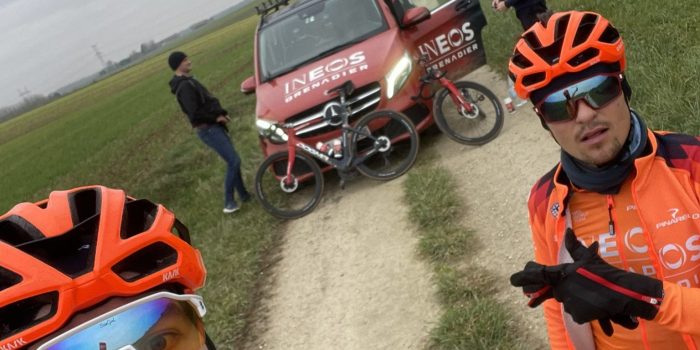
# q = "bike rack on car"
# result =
<box><xmin>255</xmin><ymin>0</ymin><xmax>291</xmax><ymax>17</ymax></box>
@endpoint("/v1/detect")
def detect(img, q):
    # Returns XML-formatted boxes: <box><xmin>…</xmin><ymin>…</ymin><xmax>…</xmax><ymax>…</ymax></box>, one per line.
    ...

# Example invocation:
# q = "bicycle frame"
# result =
<box><xmin>438</xmin><ymin>75</ymin><xmax>475</xmax><ymax>114</ymax></box>
<box><xmin>279</xmin><ymin>96</ymin><xmax>379</xmax><ymax>186</ymax></box>
<box><xmin>415</xmin><ymin>58</ymin><xmax>475</xmax><ymax>114</ymax></box>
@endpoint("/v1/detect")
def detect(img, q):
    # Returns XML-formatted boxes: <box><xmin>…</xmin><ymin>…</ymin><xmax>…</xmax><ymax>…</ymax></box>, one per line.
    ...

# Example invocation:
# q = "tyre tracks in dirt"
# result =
<box><xmin>248</xmin><ymin>179</ymin><xmax>439</xmax><ymax>349</ymax></box>
<box><xmin>246</xmin><ymin>67</ymin><xmax>558</xmax><ymax>349</ymax></box>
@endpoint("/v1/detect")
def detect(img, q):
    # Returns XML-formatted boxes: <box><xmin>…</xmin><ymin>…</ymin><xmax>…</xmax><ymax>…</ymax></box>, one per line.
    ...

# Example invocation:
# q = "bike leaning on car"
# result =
<box><xmin>254</xmin><ymin>80</ymin><xmax>420</xmax><ymax>219</ymax></box>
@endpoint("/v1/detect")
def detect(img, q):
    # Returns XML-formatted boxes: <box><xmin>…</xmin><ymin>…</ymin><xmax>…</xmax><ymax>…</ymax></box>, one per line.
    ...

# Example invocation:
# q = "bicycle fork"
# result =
<box><xmin>441</xmin><ymin>78</ymin><xmax>475</xmax><ymax>114</ymax></box>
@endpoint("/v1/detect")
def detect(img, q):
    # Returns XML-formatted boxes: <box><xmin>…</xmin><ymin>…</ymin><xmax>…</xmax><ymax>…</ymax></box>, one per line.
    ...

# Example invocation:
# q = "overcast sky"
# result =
<box><xmin>0</xmin><ymin>0</ymin><xmax>244</xmax><ymax>107</ymax></box>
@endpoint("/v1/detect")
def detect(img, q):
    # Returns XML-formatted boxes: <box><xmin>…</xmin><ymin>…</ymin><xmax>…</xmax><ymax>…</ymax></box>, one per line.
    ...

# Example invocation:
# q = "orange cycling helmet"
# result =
<box><xmin>508</xmin><ymin>11</ymin><xmax>626</xmax><ymax>99</ymax></box>
<box><xmin>0</xmin><ymin>186</ymin><xmax>206</xmax><ymax>349</ymax></box>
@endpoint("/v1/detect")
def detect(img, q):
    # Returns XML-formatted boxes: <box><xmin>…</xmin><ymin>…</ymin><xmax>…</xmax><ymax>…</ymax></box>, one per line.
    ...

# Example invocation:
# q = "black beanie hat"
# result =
<box><xmin>168</xmin><ymin>51</ymin><xmax>187</xmax><ymax>71</ymax></box>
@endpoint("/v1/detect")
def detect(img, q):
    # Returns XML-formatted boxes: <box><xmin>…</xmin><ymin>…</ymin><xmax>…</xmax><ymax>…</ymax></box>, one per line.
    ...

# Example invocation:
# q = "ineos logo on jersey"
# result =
<box><xmin>620</xmin><ymin>229</ymin><xmax>700</xmax><ymax>270</ymax></box>
<box><xmin>284</xmin><ymin>52</ymin><xmax>368</xmax><ymax>103</ymax></box>
<box><xmin>660</xmin><ymin>243</ymin><xmax>688</xmax><ymax>270</ymax></box>
<box><xmin>624</xmin><ymin>227</ymin><xmax>648</xmax><ymax>254</ymax></box>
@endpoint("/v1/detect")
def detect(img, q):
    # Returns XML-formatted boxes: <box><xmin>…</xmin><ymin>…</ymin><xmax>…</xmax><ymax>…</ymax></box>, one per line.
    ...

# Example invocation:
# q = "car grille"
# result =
<box><xmin>285</xmin><ymin>82</ymin><xmax>381</xmax><ymax>138</ymax></box>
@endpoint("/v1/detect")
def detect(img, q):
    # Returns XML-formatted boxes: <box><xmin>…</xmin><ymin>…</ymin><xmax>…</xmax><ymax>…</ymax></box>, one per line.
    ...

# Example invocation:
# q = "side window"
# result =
<box><xmin>404</xmin><ymin>0</ymin><xmax>452</xmax><ymax>11</ymax></box>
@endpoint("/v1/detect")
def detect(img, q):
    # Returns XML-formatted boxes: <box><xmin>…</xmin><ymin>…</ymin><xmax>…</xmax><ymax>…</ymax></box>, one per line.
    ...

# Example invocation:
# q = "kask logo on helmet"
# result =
<box><xmin>0</xmin><ymin>338</ymin><xmax>27</xmax><ymax>350</ymax></box>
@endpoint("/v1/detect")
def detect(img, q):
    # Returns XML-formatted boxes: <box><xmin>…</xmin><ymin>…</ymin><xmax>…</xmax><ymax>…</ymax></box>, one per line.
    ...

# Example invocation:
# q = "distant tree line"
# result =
<box><xmin>99</xmin><ymin>39</ymin><xmax>167</xmax><ymax>76</ymax></box>
<box><xmin>0</xmin><ymin>17</ymin><xmax>215</xmax><ymax>124</ymax></box>
<box><xmin>0</xmin><ymin>93</ymin><xmax>60</xmax><ymax>123</ymax></box>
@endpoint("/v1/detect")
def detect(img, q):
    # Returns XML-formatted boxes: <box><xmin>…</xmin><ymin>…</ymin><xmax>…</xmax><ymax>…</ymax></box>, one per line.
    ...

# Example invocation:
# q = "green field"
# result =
<box><xmin>2</xmin><ymin>1</ymin><xmax>699</xmax><ymax>348</ymax></box>
<box><xmin>0</xmin><ymin>15</ymin><xmax>272</xmax><ymax>347</ymax></box>
<box><xmin>482</xmin><ymin>0</ymin><xmax>700</xmax><ymax>133</ymax></box>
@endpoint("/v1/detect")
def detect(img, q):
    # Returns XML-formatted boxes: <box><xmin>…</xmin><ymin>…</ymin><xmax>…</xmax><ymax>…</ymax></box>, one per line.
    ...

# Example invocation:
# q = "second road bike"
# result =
<box><xmin>414</xmin><ymin>54</ymin><xmax>504</xmax><ymax>145</ymax></box>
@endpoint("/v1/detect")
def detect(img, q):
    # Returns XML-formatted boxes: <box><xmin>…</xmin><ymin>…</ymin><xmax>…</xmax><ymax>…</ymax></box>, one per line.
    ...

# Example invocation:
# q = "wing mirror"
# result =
<box><xmin>402</xmin><ymin>7</ymin><xmax>431</xmax><ymax>28</ymax></box>
<box><xmin>241</xmin><ymin>76</ymin><xmax>256</xmax><ymax>95</ymax></box>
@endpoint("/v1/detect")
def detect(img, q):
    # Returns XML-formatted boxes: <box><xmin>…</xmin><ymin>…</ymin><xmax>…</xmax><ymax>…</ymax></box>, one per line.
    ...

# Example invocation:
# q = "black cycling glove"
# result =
<box><xmin>510</xmin><ymin>229</ymin><xmax>664</xmax><ymax>336</ymax></box>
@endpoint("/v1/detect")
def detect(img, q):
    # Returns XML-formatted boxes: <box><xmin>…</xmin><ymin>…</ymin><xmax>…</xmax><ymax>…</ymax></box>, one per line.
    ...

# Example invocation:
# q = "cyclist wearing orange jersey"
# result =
<box><xmin>0</xmin><ymin>186</ymin><xmax>215</xmax><ymax>350</ymax></box>
<box><xmin>508</xmin><ymin>11</ymin><xmax>700</xmax><ymax>350</ymax></box>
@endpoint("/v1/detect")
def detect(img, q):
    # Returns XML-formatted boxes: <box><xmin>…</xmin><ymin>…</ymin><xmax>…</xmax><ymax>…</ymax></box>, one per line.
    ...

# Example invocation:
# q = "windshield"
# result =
<box><xmin>259</xmin><ymin>0</ymin><xmax>387</xmax><ymax>82</ymax></box>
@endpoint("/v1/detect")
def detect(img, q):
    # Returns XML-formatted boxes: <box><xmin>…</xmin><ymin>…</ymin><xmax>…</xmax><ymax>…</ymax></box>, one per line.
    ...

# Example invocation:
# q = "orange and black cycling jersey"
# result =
<box><xmin>528</xmin><ymin>130</ymin><xmax>700</xmax><ymax>350</ymax></box>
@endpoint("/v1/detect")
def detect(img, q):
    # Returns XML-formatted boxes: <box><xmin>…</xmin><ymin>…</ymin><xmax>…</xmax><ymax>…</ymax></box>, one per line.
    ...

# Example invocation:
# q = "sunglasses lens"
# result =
<box><xmin>586</xmin><ymin>76</ymin><xmax>622</xmax><ymax>108</ymax></box>
<box><xmin>539</xmin><ymin>75</ymin><xmax>621</xmax><ymax>123</ymax></box>
<box><xmin>44</xmin><ymin>297</ymin><xmax>205</xmax><ymax>350</ymax></box>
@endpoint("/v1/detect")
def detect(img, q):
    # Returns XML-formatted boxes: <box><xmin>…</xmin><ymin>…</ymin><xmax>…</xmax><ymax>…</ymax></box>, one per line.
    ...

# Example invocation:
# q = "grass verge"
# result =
<box><xmin>480</xmin><ymin>0</ymin><xmax>700</xmax><ymax>133</ymax></box>
<box><xmin>0</xmin><ymin>15</ymin><xmax>277</xmax><ymax>348</ymax></box>
<box><xmin>403</xmin><ymin>150</ymin><xmax>527</xmax><ymax>350</ymax></box>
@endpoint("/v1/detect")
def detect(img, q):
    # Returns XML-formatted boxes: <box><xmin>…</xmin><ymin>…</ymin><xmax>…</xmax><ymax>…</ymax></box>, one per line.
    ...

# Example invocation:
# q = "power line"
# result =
<box><xmin>92</xmin><ymin>44</ymin><xmax>106</xmax><ymax>67</ymax></box>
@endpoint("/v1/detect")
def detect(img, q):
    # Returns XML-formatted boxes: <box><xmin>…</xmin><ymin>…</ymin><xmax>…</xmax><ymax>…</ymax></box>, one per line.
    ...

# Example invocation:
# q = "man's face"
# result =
<box><xmin>545</xmin><ymin>94</ymin><xmax>631</xmax><ymax>166</ymax></box>
<box><xmin>178</xmin><ymin>58</ymin><xmax>192</xmax><ymax>74</ymax></box>
<box><xmin>29</xmin><ymin>292</ymin><xmax>208</xmax><ymax>350</ymax></box>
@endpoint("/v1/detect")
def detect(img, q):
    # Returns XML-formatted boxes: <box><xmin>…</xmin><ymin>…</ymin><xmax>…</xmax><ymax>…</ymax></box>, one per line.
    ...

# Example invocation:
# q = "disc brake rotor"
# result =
<box><xmin>279</xmin><ymin>176</ymin><xmax>299</xmax><ymax>193</ymax></box>
<box><xmin>376</xmin><ymin>136</ymin><xmax>391</xmax><ymax>152</ymax></box>
<box><xmin>460</xmin><ymin>103</ymin><xmax>480</xmax><ymax>119</ymax></box>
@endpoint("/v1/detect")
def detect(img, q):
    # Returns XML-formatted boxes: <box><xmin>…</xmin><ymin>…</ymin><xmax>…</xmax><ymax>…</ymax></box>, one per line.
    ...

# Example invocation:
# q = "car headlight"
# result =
<box><xmin>255</xmin><ymin>118</ymin><xmax>288</xmax><ymax>144</ymax></box>
<box><xmin>385</xmin><ymin>52</ymin><xmax>413</xmax><ymax>99</ymax></box>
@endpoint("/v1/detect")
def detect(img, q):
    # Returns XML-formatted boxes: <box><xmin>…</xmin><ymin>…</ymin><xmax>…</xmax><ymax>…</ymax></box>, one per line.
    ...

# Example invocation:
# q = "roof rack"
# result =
<box><xmin>256</xmin><ymin>0</ymin><xmax>291</xmax><ymax>17</ymax></box>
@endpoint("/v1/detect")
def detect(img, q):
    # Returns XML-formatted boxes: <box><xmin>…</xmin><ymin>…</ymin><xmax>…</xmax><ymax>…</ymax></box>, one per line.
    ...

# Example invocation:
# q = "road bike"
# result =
<box><xmin>413</xmin><ymin>55</ymin><xmax>503</xmax><ymax>145</ymax></box>
<box><xmin>254</xmin><ymin>81</ymin><xmax>419</xmax><ymax>219</ymax></box>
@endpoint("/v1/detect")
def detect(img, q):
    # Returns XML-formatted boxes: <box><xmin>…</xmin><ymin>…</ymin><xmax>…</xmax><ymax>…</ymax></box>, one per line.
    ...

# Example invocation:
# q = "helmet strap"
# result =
<box><xmin>205</xmin><ymin>332</ymin><xmax>217</xmax><ymax>350</ymax></box>
<box><xmin>621</xmin><ymin>74</ymin><xmax>632</xmax><ymax>102</ymax></box>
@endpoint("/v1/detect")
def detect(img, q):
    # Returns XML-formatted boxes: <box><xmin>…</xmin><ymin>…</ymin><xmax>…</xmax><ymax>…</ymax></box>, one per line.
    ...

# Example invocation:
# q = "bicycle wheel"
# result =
<box><xmin>254</xmin><ymin>152</ymin><xmax>324</xmax><ymax>220</ymax></box>
<box><xmin>352</xmin><ymin>110</ymin><xmax>419</xmax><ymax>181</ymax></box>
<box><xmin>433</xmin><ymin>81</ymin><xmax>504</xmax><ymax>145</ymax></box>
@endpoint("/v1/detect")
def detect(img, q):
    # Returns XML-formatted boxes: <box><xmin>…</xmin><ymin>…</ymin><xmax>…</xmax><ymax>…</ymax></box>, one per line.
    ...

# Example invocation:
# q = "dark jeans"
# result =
<box><xmin>197</xmin><ymin>124</ymin><xmax>249</xmax><ymax>207</ymax></box>
<box><xmin>516</xmin><ymin>3</ymin><xmax>548</xmax><ymax>30</ymax></box>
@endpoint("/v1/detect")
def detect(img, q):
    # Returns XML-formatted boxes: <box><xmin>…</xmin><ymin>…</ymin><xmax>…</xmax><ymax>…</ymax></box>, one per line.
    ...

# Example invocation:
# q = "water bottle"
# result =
<box><xmin>504</xmin><ymin>97</ymin><xmax>515</xmax><ymax>113</ymax></box>
<box><xmin>316</xmin><ymin>141</ymin><xmax>332</xmax><ymax>156</ymax></box>
<box><xmin>332</xmin><ymin>139</ymin><xmax>342</xmax><ymax>159</ymax></box>
<box><xmin>507</xmin><ymin>77</ymin><xmax>528</xmax><ymax>108</ymax></box>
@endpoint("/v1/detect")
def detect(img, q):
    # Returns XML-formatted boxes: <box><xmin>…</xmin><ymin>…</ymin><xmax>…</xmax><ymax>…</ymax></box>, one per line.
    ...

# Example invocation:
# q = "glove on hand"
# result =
<box><xmin>510</xmin><ymin>229</ymin><xmax>664</xmax><ymax>336</ymax></box>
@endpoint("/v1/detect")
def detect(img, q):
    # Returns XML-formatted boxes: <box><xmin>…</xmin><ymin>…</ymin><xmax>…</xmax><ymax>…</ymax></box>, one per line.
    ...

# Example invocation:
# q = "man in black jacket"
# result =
<box><xmin>494</xmin><ymin>0</ymin><xmax>548</xmax><ymax>30</ymax></box>
<box><xmin>168</xmin><ymin>51</ymin><xmax>250</xmax><ymax>214</ymax></box>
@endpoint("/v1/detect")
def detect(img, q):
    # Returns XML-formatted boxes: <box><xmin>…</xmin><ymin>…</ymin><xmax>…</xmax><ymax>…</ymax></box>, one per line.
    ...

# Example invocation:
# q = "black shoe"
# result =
<box><xmin>240</xmin><ymin>193</ymin><xmax>252</xmax><ymax>202</ymax></box>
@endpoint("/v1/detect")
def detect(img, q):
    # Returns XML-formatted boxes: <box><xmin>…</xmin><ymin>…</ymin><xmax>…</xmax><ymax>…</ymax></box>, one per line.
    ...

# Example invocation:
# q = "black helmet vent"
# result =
<box><xmin>112</xmin><ymin>243</ymin><xmax>178</xmax><ymax>282</ymax></box>
<box><xmin>68</xmin><ymin>188</ymin><xmax>101</xmax><ymax>225</ymax></box>
<box><xmin>600</xmin><ymin>24</ymin><xmax>621</xmax><ymax>44</ymax></box>
<box><xmin>0</xmin><ymin>216</ymin><xmax>43</xmax><ymax>246</ymax></box>
<box><xmin>511</xmin><ymin>50</ymin><xmax>533</xmax><ymax>69</ymax></box>
<box><xmin>15</xmin><ymin>215</ymin><xmax>99</xmax><ymax>278</ymax></box>
<box><xmin>172</xmin><ymin>219</ymin><xmax>192</xmax><ymax>244</ymax></box>
<box><xmin>523</xmin><ymin>72</ymin><xmax>547</xmax><ymax>87</ymax></box>
<box><xmin>526</xmin><ymin>13</ymin><xmax>569</xmax><ymax>65</ymax></box>
<box><xmin>568</xmin><ymin>48</ymin><xmax>600</xmax><ymax>68</ymax></box>
<box><xmin>0</xmin><ymin>266</ymin><xmax>22</xmax><ymax>292</ymax></box>
<box><xmin>120</xmin><ymin>199</ymin><xmax>158</xmax><ymax>239</ymax></box>
<box><xmin>0</xmin><ymin>292</ymin><xmax>58</xmax><ymax>340</ymax></box>
<box><xmin>572</xmin><ymin>13</ymin><xmax>598</xmax><ymax>47</ymax></box>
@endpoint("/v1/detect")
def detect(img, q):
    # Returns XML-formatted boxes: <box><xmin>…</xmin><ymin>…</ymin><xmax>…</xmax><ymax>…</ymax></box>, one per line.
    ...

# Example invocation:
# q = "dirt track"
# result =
<box><xmin>248</xmin><ymin>67</ymin><xmax>559</xmax><ymax>349</ymax></box>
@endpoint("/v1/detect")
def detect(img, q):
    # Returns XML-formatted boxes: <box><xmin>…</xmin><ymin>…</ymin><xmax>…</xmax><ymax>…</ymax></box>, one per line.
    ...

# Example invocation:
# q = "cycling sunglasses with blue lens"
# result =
<box><xmin>534</xmin><ymin>73</ymin><xmax>623</xmax><ymax>123</ymax></box>
<box><xmin>37</xmin><ymin>292</ymin><xmax>207</xmax><ymax>350</ymax></box>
